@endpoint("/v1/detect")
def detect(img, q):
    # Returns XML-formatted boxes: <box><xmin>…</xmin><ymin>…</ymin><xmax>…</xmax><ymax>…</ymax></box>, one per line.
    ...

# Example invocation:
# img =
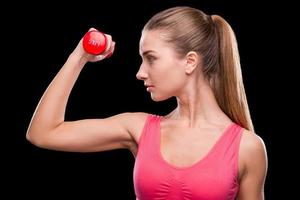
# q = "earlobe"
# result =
<box><xmin>185</xmin><ymin>64</ymin><xmax>194</xmax><ymax>74</ymax></box>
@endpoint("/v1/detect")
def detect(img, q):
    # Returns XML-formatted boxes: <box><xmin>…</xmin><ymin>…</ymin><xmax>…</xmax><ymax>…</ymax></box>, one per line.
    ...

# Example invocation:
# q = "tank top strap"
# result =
<box><xmin>137</xmin><ymin>114</ymin><xmax>161</xmax><ymax>156</ymax></box>
<box><xmin>214</xmin><ymin>123</ymin><xmax>243</xmax><ymax>154</ymax></box>
<box><xmin>207</xmin><ymin>123</ymin><xmax>244</xmax><ymax>176</ymax></box>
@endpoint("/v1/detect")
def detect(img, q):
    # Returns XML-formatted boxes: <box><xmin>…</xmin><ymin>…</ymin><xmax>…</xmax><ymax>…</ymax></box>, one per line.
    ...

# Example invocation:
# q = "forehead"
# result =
<box><xmin>139</xmin><ymin>30</ymin><xmax>170</xmax><ymax>54</ymax></box>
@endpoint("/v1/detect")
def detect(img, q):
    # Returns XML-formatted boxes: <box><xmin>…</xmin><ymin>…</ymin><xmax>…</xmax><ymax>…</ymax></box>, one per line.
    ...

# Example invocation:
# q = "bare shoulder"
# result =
<box><xmin>237</xmin><ymin>129</ymin><xmax>268</xmax><ymax>198</ymax></box>
<box><xmin>240</xmin><ymin>130</ymin><xmax>267</xmax><ymax>157</ymax></box>
<box><xmin>239</xmin><ymin>129</ymin><xmax>268</xmax><ymax>177</ymax></box>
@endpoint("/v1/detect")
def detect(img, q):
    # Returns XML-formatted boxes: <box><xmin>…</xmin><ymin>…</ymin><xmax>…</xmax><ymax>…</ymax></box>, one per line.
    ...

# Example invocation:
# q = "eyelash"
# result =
<box><xmin>146</xmin><ymin>56</ymin><xmax>156</xmax><ymax>64</ymax></box>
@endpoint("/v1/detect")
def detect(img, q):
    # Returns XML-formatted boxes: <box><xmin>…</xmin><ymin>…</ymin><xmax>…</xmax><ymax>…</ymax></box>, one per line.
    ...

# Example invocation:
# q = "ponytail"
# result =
<box><xmin>211</xmin><ymin>15</ymin><xmax>254</xmax><ymax>132</ymax></box>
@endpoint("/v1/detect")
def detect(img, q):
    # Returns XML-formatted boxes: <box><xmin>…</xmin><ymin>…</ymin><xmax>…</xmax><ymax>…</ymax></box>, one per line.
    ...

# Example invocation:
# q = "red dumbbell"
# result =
<box><xmin>82</xmin><ymin>30</ymin><xmax>107</xmax><ymax>55</ymax></box>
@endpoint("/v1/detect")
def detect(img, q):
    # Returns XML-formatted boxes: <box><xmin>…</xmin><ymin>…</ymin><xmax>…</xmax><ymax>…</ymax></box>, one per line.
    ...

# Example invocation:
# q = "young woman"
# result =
<box><xmin>27</xmin><ymin>6</ymin><xmax>268</xmax><ymax>200</ymax></box>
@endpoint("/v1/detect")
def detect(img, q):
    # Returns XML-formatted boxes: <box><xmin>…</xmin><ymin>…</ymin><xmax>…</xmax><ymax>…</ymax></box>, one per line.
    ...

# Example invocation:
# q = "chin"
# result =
<box><xmin>150</xmin><ymin>93</ymin><xmax>170</xmax><ymax>102</ymax></box>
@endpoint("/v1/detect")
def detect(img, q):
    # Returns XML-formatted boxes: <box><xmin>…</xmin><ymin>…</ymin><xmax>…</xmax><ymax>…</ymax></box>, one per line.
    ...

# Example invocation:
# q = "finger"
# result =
<box><xmin>95</xmin><ymin>54</ymin><xmax>105</xmax><ymax>61</ymax></box>
<box><xmin>88</xmin><ymin>27</ymin><xmax>98</xmax><ymax>32</ymax></box>
<box><xmin>104</xmin><ymin>34</ymin><xmax>112</xmax><ymax>53</ymax></box>
<box><xmin>105</xmin><ymin>41</ymin><xmax>116</xmax><ymax>59</ymax></box>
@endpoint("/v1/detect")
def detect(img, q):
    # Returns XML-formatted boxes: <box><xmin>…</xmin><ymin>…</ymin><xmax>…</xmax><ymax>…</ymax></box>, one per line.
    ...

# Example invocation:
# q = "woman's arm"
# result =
<box><xmin>237</xmin><ymin>130</ymin><xmax>268</xmax><ymax>200</ymax></box>
<box><xmin>26</xmin><ymin>29</ymin><xmax>140</xmax><ymax>152</ymax></box>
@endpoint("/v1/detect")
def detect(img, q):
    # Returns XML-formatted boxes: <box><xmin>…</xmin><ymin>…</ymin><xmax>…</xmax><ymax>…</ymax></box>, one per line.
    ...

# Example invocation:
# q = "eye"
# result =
<box><xmin>146</xmin><ymin>55</ymin><xmax>156</xmax><ymax>64</ymax></box>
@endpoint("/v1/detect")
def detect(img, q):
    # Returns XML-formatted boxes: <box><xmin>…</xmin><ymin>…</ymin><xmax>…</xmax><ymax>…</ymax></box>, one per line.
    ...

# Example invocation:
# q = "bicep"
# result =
<box><xmin>37</xmin><ymin>113</ymin><xmax>138</xmax><ymax>152</ymax></box>
<box><xmin>237</xmin><ymin>132</ymin><xmax>268</xmax><ymax>200</ymax></box>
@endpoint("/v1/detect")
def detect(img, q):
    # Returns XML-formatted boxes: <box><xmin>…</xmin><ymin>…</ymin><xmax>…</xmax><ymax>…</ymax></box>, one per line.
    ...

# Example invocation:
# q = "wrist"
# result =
<box><xmin>68</xmin><ymin>53</ymin><xmax>88</xmax><ymax>68</ymax></box>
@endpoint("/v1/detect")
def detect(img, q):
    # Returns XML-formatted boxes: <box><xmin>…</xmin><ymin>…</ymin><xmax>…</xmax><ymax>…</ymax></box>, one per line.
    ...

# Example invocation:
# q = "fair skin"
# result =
<box><xmin>26</xmin><ymin>29</ymin><xmax>267</xmax><ymax>200</ymax></box>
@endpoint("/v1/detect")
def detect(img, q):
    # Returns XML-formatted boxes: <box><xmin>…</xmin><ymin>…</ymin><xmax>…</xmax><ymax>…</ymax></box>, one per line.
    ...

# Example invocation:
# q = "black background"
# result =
<box><xmin>3</xmin><ymin>0</ymin><xmax>294</xmax><ymax>199</ymax></box>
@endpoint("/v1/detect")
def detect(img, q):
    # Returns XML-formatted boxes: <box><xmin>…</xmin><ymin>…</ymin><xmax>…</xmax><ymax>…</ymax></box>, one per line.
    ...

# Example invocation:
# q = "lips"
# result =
<box><xmin>144</xmin><ymin>83</ymin><xmax>154</xmax><ymax>92</ymax></box>
<box><xmin>144</xmin><ymin>81</ymin><xmax>154</xmax><ymax>92</ymax></box>
<box><xmin>146</xmin><ymin>86</ymin><xmax>154</xmax><ymax>92</ymax></box>
<box><xmin>144</xmin><ymin>82</ymin><xmax>154</xmax><ymax>87</ymax></box>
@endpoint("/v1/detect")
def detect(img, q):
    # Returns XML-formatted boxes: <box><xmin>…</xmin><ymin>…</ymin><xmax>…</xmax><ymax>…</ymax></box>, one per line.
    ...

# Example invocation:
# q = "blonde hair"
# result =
<box><xmin>144</xmin><ymin>6</ymin><xmax>254</xmax><ymax>131</ymax></box>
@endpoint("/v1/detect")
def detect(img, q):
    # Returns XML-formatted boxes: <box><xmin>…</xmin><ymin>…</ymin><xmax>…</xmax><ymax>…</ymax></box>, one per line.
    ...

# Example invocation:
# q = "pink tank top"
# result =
<box><xmin>133</xmin><ymin>114</ymin><xmax>243</xmax><ymax>200</ymax></box>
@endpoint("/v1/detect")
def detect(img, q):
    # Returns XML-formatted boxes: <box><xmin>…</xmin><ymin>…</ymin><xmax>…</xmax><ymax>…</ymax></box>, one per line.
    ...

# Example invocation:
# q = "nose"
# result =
<box><xmin>136</xmin><ymin>64</ymin><xmax>148</xmax><ymax>80</ymax></box>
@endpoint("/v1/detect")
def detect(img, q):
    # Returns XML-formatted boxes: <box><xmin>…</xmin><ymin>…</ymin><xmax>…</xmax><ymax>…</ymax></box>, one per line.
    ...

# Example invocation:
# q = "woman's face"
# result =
<box><xmin>136</xmin><ymin>30</ymin><xmax>187</xmax><ymax>101</ymax></box>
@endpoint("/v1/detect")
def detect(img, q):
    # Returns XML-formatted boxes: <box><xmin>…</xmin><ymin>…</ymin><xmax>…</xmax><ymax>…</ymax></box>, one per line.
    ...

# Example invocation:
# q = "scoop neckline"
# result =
<box><xmin>157</xmin><ymin>116</ymin><xmax>235</xmax><ymax>171</ymax></box>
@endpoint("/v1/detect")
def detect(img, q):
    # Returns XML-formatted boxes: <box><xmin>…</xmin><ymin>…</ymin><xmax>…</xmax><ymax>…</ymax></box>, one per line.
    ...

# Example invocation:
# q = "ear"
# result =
<box><xmin>185</xmin><ymin>51</ymin><xmax>200</xmax><ymax>75</ymax></box>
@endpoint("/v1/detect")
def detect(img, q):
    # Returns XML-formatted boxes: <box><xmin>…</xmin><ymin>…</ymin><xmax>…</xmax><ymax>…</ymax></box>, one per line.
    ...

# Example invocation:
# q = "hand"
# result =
<box><xmin>71</xmin><ymin>28</ymin><xmax>116</xmax><ymax>63</ymax></box>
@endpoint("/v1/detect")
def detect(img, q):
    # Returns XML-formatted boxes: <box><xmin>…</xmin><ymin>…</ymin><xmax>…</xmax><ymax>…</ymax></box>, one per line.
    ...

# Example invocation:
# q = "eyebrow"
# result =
<box><xmin>140</xmin><ymin>50</ymin><xmax>157</xmax><ymax>56</ymax></box>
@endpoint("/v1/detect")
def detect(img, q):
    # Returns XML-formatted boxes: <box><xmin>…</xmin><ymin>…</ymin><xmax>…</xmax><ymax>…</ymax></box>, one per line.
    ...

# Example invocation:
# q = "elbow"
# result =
<box><xmin>26</xmin><ymin>130</ymin><xmax>39</xmax><ymax>146</ymax></box>
<box><xmin>26</xmin><ymin>129</ymin><xmax>48</xmax><ymax>148</ymax></box>
<box><xmin>26</xmin><ymin>124</ymin><xmax>37</xmax><ymax>143</ymax></box>
<box><xmin>26</xmin><ymin>130</ymin><xmax>36</xmax><ymax>144</ymax></box>
<box><xmin>26</xmin><ymin>126</ymin><xmax>34</xmax><ymax>143</ymax></box>
<box><xmin>26</xmin><ymin>122</ymin><xmax>64</xmax><ymax>149</ymax></box>
<box><xmin>26</xmin><ymin>131</ymin><xmax>31</xmax><ymax>142</ymax></box>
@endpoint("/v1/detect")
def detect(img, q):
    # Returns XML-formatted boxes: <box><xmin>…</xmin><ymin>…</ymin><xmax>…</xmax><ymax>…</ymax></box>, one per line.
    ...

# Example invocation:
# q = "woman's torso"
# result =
<box><xmin>130</xmin><ymin>113</ymin><xmax>244</xmax><ymax>200</ymax></box>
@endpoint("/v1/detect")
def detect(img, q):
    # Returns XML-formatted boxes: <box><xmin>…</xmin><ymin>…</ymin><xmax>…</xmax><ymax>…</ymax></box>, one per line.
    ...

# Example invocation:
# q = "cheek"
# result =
<box><xmin>159</xmin><ymin>69</ymin><xmax>185</xmax><ymax>93</ymax></box>
<box><xmin>151</xmin><ymin>58</ymin><xmax>186</xmax><ymax>94</ymax></box>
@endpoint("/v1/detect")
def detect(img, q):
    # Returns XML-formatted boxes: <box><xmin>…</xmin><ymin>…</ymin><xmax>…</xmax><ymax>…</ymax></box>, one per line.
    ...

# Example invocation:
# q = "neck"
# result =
<box><xmin>169</xmin><ymin>77</ymin><xmax>231</xmax><ymax>128</ymax></box>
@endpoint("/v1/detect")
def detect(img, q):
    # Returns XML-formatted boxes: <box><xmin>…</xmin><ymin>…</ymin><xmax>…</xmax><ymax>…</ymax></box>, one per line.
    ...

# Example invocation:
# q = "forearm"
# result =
<box><xmin>26</xmin><ymin>53</ymin><xmax>87</xmax><ymax>141</ymax></box>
